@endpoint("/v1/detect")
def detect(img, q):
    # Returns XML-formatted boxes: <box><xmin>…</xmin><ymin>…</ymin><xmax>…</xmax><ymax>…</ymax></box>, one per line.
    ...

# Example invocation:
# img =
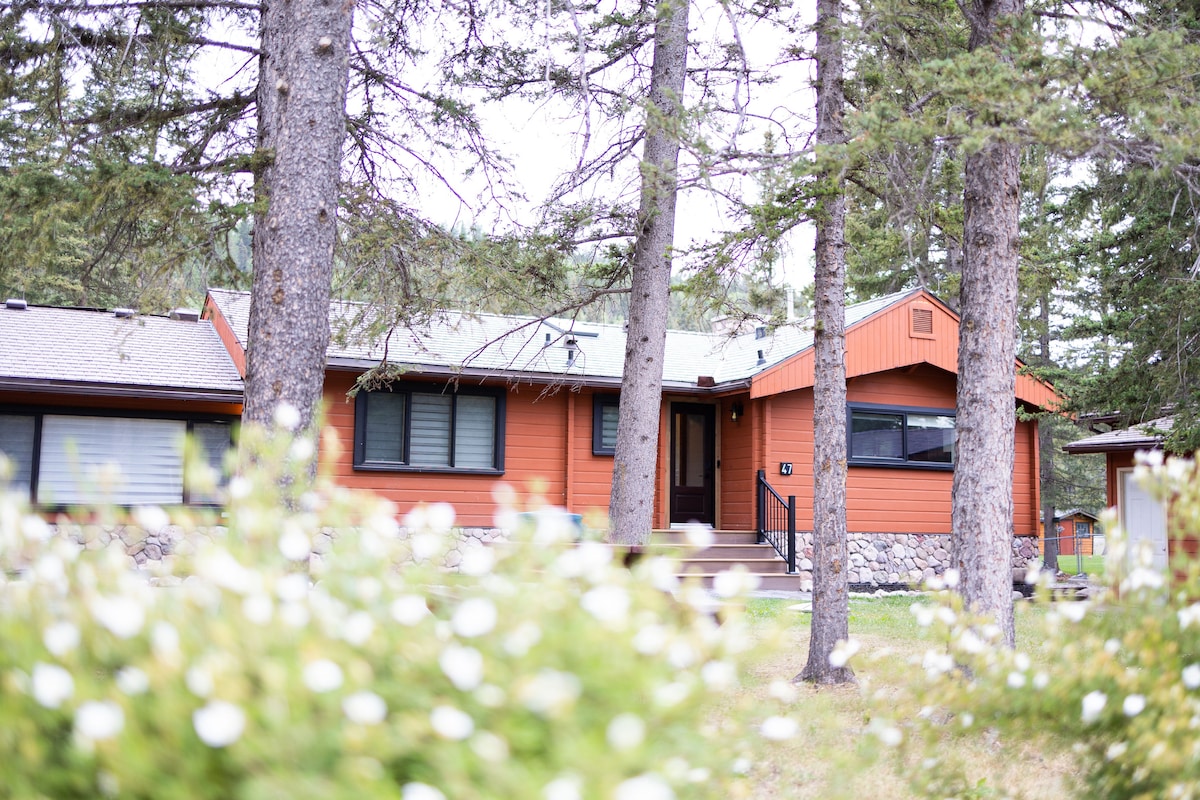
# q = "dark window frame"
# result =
<box><xmin>353</xmin><ymin>383</ymin><xmax>506</xmax><ymax>474</ymax></box>
<box><xmin>1074</xmin><ymin>520</ymin><xmax>1092</xmax><ymax>538</ymax></box>
<box><xmin>592</xmin><ymin>394</ymin><xmax>620</xmax><ymax>456</ymax></box>
<box><xmin>846</xmin><ymin>402</ymin><xmax>956</xmax><ymax>471</ymax></box>
<box><xmin>0</xmin><ymin>404</ymin><xmax>238</xmax><ymax>508</ymax></box>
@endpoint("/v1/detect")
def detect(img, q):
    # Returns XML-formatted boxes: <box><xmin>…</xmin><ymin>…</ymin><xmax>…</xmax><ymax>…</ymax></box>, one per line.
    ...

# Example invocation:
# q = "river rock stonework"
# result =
<box><xmin>794</xmin><ymin>531</ymin><xmax>1040</xmax><ymax>591</ymax></box>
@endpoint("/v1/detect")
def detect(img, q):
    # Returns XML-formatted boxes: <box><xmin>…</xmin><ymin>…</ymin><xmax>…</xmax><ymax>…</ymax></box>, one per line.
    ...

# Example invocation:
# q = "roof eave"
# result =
<box><xmin>0</xmin><ymin>378</ymin><xmax>244</xmax><ymax>404</ymax></box>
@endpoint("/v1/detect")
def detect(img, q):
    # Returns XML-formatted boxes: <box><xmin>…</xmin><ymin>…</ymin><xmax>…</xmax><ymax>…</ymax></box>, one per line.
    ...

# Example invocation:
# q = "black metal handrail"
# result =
<box><xmin>756</xmin><ymin>469</ymin><xmax>797</xmax><ymax>574</ymax></box>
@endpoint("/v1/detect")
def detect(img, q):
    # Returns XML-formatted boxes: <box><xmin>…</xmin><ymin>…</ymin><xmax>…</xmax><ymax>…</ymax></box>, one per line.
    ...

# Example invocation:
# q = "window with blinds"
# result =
<box><xmin>0</xmin><ymin>412</ymin><xmax>234</xmax><ymax>506</ymax></box>
<box><xmin>355</xmin><ymin>386</ymin><xmax>503</xmax><ymax>472</ymax></box>
<box><xmin>592</xmin><ymin>395</ymin><xmax>620</xmax><ymax>455</ymax></box>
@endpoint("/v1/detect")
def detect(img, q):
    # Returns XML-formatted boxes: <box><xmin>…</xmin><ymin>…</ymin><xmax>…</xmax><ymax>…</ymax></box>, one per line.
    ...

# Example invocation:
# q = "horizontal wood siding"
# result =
<box><xmin>719</xmin><ymin>393</ymin><xmax>755</xmax><ymax>530</ymax></box>
<box><xmin>322</xmin><ymin>372</ymin><xmax>569</xmax><ymax>527</ymax></box>
<box><xmin>757</xmin><ymin>367</ymin><xmax>1042</xmax><ymax>536</ymax></box>
<box><xmin>750</xmin><ymin>292</ymin><xmax>1057</xmax><ymax>410</ymax></box>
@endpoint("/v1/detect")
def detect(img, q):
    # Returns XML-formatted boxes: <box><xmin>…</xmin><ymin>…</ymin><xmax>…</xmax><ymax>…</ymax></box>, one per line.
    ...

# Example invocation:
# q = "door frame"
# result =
<box><xmin>668</xmin><ymin>402</ymin><xmax>717</xmax><ymax>526</ymax></box>
<box><xmin>1117</xmin><ymin>467</ymin><xmax>1169</xmax><ymax>571</ymax></box>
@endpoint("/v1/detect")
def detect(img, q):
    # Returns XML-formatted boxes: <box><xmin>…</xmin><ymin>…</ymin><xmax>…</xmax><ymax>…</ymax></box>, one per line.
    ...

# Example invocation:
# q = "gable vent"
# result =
<box><xmin>909</xmin><ymin>304</ymin><xmax>935</xmax><ymax>339</ymax></box>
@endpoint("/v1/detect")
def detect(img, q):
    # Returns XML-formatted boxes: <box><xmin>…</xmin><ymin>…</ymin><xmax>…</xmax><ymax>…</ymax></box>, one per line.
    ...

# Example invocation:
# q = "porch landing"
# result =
<box><xmin>650</xmin><ymin>529</ymin><xmax>806</xmax><ymax>591</ymax></box>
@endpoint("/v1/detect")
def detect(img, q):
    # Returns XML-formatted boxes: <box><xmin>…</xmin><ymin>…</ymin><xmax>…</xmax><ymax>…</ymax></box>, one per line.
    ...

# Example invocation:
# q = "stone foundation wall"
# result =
<box><xmin>48</xmin><ymin>523</ymin><xmax>1039</xmax><ymax>592</ymax></box>
<box><xmin>793</xmin><ymin>532</ymin><xmax>1040</xmax><ymax>591</ymax></box>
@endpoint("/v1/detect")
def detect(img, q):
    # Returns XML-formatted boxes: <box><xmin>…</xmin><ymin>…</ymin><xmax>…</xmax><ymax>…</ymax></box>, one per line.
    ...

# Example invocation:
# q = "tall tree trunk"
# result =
<box><xmin>243</xmin><ymin>0</ymin><xmax>354</xmax><ymax>432</ymax></box>
<box><xmin>799</xmin><ymin>0</ymin><xmax>853</xmax><ymax>686</ymax></box>
<box><xmin>951</xmin><ymin>0</ymin><xmax>1024</xmax><ymax>648</ymax></box>
<box><xmin>608</xmin><ymin>0</ymin><xmax>689</xmax><ymax>545</ymax></box>
<box><xmin>1037</xmin><ymin>290</ymin><xmax>1060</xmax><ymax>574</ymax></box>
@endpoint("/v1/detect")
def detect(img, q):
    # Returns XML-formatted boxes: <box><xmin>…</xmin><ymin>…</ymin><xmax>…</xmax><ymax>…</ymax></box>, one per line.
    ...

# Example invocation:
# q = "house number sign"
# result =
<box><xmin>779</xmin><ymin>462</ymin><xmax>793</xmax><ymax>476</ymax></box>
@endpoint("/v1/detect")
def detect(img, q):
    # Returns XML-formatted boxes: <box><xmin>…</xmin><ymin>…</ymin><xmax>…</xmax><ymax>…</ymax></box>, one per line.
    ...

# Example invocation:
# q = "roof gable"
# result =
<box><xmin>748</xmin><ymin>289</ymin><xmax>1058</xmax><ymax>409</ymax></box>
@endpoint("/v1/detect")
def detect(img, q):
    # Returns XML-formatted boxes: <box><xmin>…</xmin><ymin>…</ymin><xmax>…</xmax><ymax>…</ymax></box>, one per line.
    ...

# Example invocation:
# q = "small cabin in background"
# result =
<box><xmin>1040</xmin><ymin>508</ymin><xmax>1101</xmax><ymax>557</ymax></box>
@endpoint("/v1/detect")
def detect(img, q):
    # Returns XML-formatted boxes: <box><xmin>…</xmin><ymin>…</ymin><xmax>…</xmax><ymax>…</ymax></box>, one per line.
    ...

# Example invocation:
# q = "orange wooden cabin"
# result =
<box><xmin>1039</xmin><ymin>509</ymin><xmax>1100</xmax><ymax>557</ymax></box>
<box><xmin>203</xmin><ymin>288</ymin><xmax>1054</xmax><ymax>542</ymax></box>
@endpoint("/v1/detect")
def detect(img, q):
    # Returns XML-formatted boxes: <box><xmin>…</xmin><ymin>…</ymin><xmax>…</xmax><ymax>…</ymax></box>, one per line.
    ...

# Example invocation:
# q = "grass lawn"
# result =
<box><xmin>1050</xmin><ymin>554</ymin><xmax>1104</xmax><ymax>576</ymax></box>
<box><xmin>740</xmin><ymin>596</ymin><xmax>1078</xmax><ymax>799</ymax></box>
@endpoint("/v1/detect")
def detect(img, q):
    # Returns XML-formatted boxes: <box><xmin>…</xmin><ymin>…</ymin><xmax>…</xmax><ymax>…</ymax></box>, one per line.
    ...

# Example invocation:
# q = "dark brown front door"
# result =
<box><xmin>670</xmin><ymin>403</ymin><xmax>715</xmax><ymax>525</ymax></box>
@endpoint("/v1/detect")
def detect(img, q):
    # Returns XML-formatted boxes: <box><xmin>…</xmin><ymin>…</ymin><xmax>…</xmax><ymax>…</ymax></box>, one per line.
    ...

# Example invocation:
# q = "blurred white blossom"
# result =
<box><xmin>430</xmin><ymin>705</ymin><xmax>474</xmax><ymax>740</ymax></box>
<box><xmin>303</xmin><ymin>659</ymin><xmax>344</xmax><ymax>693</ymax></box>
<box><xmin>32</xmin><ymin>662</ymin><xmax>74</xmax><ymax>708</ymax></box>
<box><xmin>193</xmin><ymin>700</ymin><xmax>246</xmax><ymax>747</ymax></box>
<box><xmin>342</xmin><ymin>691</ymin><xmax>387</xmax><ymax>725</ymax></box>
<box><xmin>75</xmin><ymin>701</ymin><xmax>124</xmax><ymax>741</ymax></box>
<box><xmin>1082</xmin><ymin>691</ymin><xmax>1108</xmax><ymax>723</ymax></box>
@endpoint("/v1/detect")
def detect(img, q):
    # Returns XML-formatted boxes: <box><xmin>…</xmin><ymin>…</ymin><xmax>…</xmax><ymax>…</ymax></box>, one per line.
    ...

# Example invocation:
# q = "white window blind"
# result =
<box><xmin>410</xmin><ymin>393</ymin><xmax>452</xmax><ymax>466</ymax></box>
<box><xmin>38</xmin><ymin>416</ymin><xmax>186</xmax><ymax>505</ymax></box>
<box><xmin>364</xmin><ymin>392</ymin><xmax>406</xmax><ymax>463</ymax></box>
<box><xmin>454</xmin><ymin>395</ymin><xmax>496</xmax><ymax>468</ymax></box>
<box><xmin>0</xmin><ymin>414</ymin><xmax>35</xmax><ymax>492</ymax></box>
<box><xmin>600</xmin><ymin>403</ymin><xmax>619</xmax><ymax>451</ymax></box>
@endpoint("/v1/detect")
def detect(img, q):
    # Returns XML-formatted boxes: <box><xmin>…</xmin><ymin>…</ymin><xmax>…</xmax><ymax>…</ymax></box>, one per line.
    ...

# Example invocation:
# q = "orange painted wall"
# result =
<box><xmin>719</xmin><ymin>392</ymin><xmax>755</xmax><ymax>530</ymax></box>
<box><xmin>750</xmin><ymin>365</ymin><xmax>1040</xmax><ymax>535</ymax></box>
<box><xmin>320</xmin><ymin>373</ymin><xmax>649</xmax><ymax>527</ymax></box>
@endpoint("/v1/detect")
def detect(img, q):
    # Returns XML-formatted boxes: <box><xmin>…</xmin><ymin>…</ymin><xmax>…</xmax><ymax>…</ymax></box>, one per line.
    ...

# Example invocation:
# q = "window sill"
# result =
<box><xmin>848</xmin><ymin>459</ymin><xmax>954</xmax><ymax>472</ymax></box>
<box><xmin>353</xmin><ymin>463</ymin><xmax>505</xmax><ymax>476</ymax></box>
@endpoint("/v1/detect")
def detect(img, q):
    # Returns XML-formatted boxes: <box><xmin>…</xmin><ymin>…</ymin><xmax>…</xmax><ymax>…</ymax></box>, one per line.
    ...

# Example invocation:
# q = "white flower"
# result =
<box><xmin>543</xmin><ymin>774</ymin><xmax>583</xmax><ymax>800</ymax></box>
<box><xmin>654</xmin><ymin>682</ymin><xmax>690</xmax><ymax>708</ymax></box>
<box><xmin>607</xmin><ymin>713</ymin><xmax>645</xmax><ymax>749</ymax></box>
<box><xmin>431</xmin><ymin>705</ymin><xmax>474</xmax><ymax>740</ymax></box>
<box><xmin>452</xmin><ymin>597</ymin><xmax>498</xmax><ymax>638</ymax></box>
<box><xmin>273</xmin><ymin>402</ymin><xmax>302</xmax><ymax>431</ymax></box>
<box><xmin>43</xmin><ymin>621</ymin><xmax>80</xmax><ymax>657</ymax></box>
<box><xmin>922</xmin><ymin>650</ymin><xmax>954</xmax><ymax>677</ymax></box>
<box><xmin>643</xmin><ymin>557</ymin><xmax>680</xmax><ymax>592</ymax></box>
<box><xmin>459</xmin><ymin>545</ymin><xmax>496</xmax><ymax>576</ymax></box>
<box><xmin>1007</xmin><ymin>672</ymin><xmax>1026</xmax><ymax>689</ymax></box>
<box><xmin>1059</xmin><ymin>602</ymin><xmax>1089</xmax><ymax>623</ymax></box>
<box><xmin>581</xmin><ymin>586</ymin><xmax>631</xmax><ymax>624</ymax></box>
<box><xmin>1183</xmin><ymin>664</ymin><xmax>1200</xmax><ymax>689</ymax></box>
<box><xmin>731</xmin><ymin>758</ymin><xmax>752</xmax><ymax>775</ymax></box>
<box><xmin>75</xmin><ymin>701</ymin><xmax>124</xmax><ymax>741</ymax></box>
<box><xmin>869</xmin><ymin>718</ymin><xmax>903</xmax><ymax>747</ymax></box>
<box><xmin>1105</xmin><ymin>741</ymin><xmax>1128</xmax><ymax>761</ymax></box>
<box><xmin>115</xmin><ymin>666</ymin><xmax>150</xmax><ymax>695</ymax></box>
<box><xmin>1014</xmin><ymin>652</ymin><xmax>1031</xmax><ymax>672</ymax></box>
<box><xmin>768</xmin><ymin>680</ymin><xmax>799</xmax><ymax>703</ymax></box>
<box><xmin>289</xmin><ymin>437</ymin><xmax>315</xmax><ymax>462</ymax></box>
<box><xmin>391</xmin><ymin>595</ymin><xmax>430</xmax><ymax>626</ymax></box>
<box><xmin>410</xmin><ymin>532</ymin><xmax>443</xmax><ymax>562</ymax></box>
<box><xmin>759</xmin><ymin>716</ymin><xmax>799</xmax><ymax>741</ymax></box>
<box><xmin>666</xmin><ymin>640</ymin><xmax>698</xmax><ymax>669</ymax></box>
<box><xmin>959</xmin><ymin>713</ymin><xmax>974</xmax><ymax>728</ymax></box>
<box><xmin>943</xmin><ymin>569</ymin><xmax>960</xmax><ymax>588</ymax></box>
<box><xmin>242</xmin><ymin>594</ymin><xmax>274</xmax><ymax>625</ymax></box>
<box><xmin>701</xmin><ymin>660</ymin><xmax>737</xmax><ymax>691</ymax></box>
<box><xmin>402</xmin><ymin>783</ymin><xmax>446</xmax><ymax>800</ymax></box>
<box><xmin>344</xmin><ymin>611</ymin><xmax>375</xmax><ymax>646</ymax></box>
<box><xmin>712</xmin><ymin>566</ymin><xmax>761</xmax><ymax>598</ymax></box>
<box><xmin>193</xmin><ymin>700</ymin><xmax>246</xmax><ymax>747</ymax></box>
<box><xmin>632</xmin><ymin>624</ymin><xmax>669</xmax><ymax>655</ymax></box>
<box><xmin>520</xmin><ymin>669</ymin><xmax>582</xmax><ymax>716</ymax></box>
<box><xmin>275</xmin><ymin>573</ymin><xmax>310</xmax><ymax>602</ymax></box>
<box><xmin>828</xmin><ymin>638</ymin><xmax>860</xmax><ymax>668</ymax></box>
<box><xmin>427</xmin><ymin>502</ymin><xmax>456</xmax><ymax>532</ymax></box>
<box><xmin>1033</xmin><ymin>671</ymin><xmax>1050</xmax><ymax>690</ymax></box>
<box><xmin>1125</xmin><ymin>567</ymin><xmax>1164</xmax><ymax>592</ymax></box>
<box><xmin>684</xmin><ymin>524</ymin><xmax>714</xmax><ymax>548</ymax></box>
<box><xmin>278</xmin><ymin>524</ymin><xmax>311</xmax><ymax>561</ymax></box>
<box><xmin>1136</xmin><ymin>449</ymin><xmax>1164</xmax><ymax>467</ymax></box>
<box><xmin>32</xmin><ymin>662</ymin><xmax>74</xmax><ymax>708</ymax></box>
<box><xmin>613</xmin><ymin>773</ymin><xmax>674</xmax><ymax>800</ymax></box>
<box><xmin>1123</xmin><ymin>694</ymin><xmax>1146</xmax><ymax>717</ymax></box>
<box><xmin>90</xmin><ymin>595</ymin><xmax>145</xmax><ymax>639</ymax></box>
<box><xmin>955</xmin><ymin>628</ymin><xmax>985</xmax><ymax>655</ymax></box>
<box><xmin>910</xmin><ymin>603</ymin><xmax>936</xmax><ymax>627</ymax></box>
<box><xmin>151</xmin><ymin>622</ymin><xmax>180</xmax><ymax>664</ymax></box>
<box><xmin>471</xmin><ymin>730</ymin><xmax>510</xmax><ymax>762</ymax></box>
<box><xmin>186</xmin><ymin>666</ymin><xmax>214</xmax><ymax>698</ymax></box>
<box><xmin>504</xmin><ymin>621</ymin><xmax>542</xmax><ymax>656</ymax></box>
<box><xmin>1082</xmin><ymin>691</ymin><xmax>1107</xmax><ymax>723</ymax></box>
<box><xmin>440</xmin><ymin>644</ymin><xmax>484</xmax><ymax>691</ymax></box>
<box><xmin>134</xmin><ymin>505</ymin><xmax>171</xmax><ymax>534</ymax></box>
<box><xmin>343</xmin><ymin>691</ymin><xmax>387</xmax><ymax>725</ymax></box>
<box><xmin>303</xmin><ymin>659</ymin><xmax>344</xmax><ymax>693</ymax></box>
<box><xmin>1179</xmin><ymin>604</ymin><xmax>1200</xmax><ymax>629</ymax></box>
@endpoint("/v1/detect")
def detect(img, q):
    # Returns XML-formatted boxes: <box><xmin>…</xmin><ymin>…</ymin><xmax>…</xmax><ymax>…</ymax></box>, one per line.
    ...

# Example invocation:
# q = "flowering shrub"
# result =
<box><xmin>883</xmin><ymin>452</ymin><xmax>1200</xmax><ymax>800</ymax></box>
<box><xmin>0</xmin><ymin>421</ymin><xmax>780</xmax><ymax>800</ymax></box>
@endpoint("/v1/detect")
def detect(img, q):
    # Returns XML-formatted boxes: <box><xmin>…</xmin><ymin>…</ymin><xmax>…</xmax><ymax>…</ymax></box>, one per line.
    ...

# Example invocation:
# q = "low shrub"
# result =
<box><xmin>0</xmin><ymin>421</ymin><xmax>782</xmax><ymax>800</ymax></box>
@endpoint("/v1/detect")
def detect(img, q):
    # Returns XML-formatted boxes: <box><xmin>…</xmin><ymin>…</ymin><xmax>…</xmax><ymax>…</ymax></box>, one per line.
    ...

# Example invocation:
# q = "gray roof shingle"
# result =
<box><xmin>206</xmin><ymin>288</ymin><xmax>917</xmax><ymax>390</ymax></box>
<box><xmin>1063</xmin><ymin>416</ymin><xmax>1173</xmax><ymax>454</ymax></box>
<box><xmin>0</xmin><ymin>304</ymin><xmax>244</xmax><ymax>401</ymax></box>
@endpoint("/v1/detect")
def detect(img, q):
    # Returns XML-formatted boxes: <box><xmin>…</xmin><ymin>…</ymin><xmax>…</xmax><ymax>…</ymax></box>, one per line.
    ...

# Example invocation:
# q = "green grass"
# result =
<box><xmin>1050</xmin><ymin>554</ymin><xmax>1104</xmax><ymax>576</ymax></box>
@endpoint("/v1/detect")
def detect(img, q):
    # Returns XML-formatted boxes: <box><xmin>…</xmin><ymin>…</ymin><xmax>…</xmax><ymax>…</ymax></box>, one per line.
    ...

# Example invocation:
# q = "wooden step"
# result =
<box><xmin>679</xmin><ymin>571</ymin><xmax>807</xmax><ymax>591</ymax></box>
<box><xmin>651</xmin><ymin>529</ymin><xmax>760</xmax><ymax>545</ymax></box>
<box><xmin>677</xmin><ymin>557</ymin><xmax>791</xmax><ymax>575</ymax></box>
<box><xmin>654</xmin><ymin>543</ymin><xmax>780</xmax><ymax>560</ymax></box>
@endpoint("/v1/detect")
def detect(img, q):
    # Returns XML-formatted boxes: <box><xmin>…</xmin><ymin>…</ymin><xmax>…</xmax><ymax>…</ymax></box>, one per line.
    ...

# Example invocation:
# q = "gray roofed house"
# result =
<box><xmin>0</xmin><ymin>300</ymin><xmax>243</xmax><ymax>402</ymax></box>
<box><xmin>1063</xmin><ymin>417</ymin><xmax>1173</xmax><ymax>454</ymax></box>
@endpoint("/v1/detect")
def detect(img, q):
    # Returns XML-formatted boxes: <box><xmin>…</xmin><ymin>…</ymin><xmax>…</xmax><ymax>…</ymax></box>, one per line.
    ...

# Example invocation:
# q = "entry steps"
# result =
<box><xmin>649</xmin><ymin>529</ymin><xmax>805</xmax><ymax>591</ymax></box>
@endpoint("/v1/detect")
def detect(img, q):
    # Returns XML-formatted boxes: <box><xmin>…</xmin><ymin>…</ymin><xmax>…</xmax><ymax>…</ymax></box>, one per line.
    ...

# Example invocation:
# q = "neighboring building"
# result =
<box><xmin>0</xmin><ymin>300</ymin><xmax>242</xmax><ymax>508</ymax></box>
<box><xmin>1040</xmin><ymin>509</ymin><xmax>1101</xmax><ymax>557</ymax></box>
<box><xmin>1065</xmin><ymin>417</ymin><xmax>1173</xmax><ymax>570</ymax></box>
<box><xmin>204</xmin><ymin>287</ymin><xmax>1056</xmax><ymax>587</ymax></box>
